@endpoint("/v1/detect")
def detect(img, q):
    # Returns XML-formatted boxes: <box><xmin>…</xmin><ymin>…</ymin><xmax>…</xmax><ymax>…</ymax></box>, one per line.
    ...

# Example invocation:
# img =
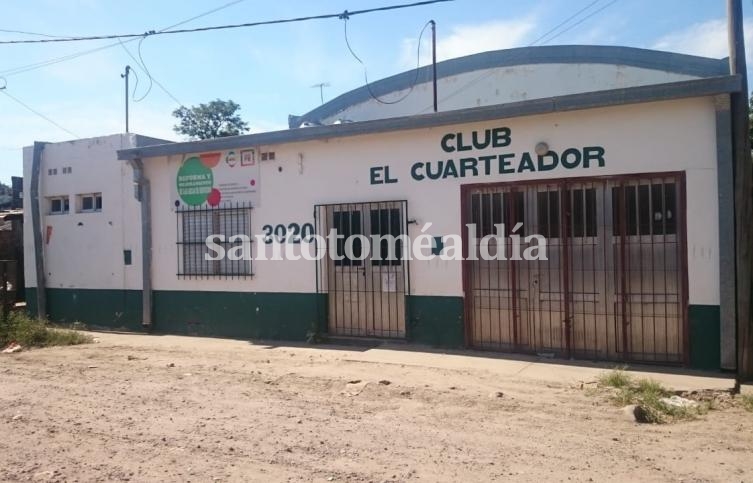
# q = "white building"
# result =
<box><xmin>24</xmin><ymin>46</ymin><xmax>740</xmax><ymax>370</ymax></box>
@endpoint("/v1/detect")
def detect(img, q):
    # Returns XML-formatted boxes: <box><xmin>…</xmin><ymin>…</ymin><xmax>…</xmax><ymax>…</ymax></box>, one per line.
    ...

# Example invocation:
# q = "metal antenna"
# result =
<box><xmin>310</xmin><ymin>82</ymin><xmax>330</xmax><ymax>105</ymax></box>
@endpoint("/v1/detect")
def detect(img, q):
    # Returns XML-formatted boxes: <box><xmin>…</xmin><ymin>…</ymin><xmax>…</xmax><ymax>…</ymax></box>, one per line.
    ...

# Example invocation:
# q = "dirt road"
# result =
<box><xmin>1</xmin><ymin>332</ymin><xmax>751</xmax><ymax>482</ymax></box>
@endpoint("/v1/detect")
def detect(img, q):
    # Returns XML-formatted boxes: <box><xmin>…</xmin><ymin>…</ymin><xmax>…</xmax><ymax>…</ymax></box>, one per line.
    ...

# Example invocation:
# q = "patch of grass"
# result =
<box><xmin>742</xmin><ymin>394</ymin><xmax>753</xmax><ymax>413</ymax></box>
<box><xmin>0</xmin><ymin>311</ymin><xmax>92</xmax><ymax>349</ymax></box>
<box><xmin>594</xmin><ymin>369</ymin><xmax>708</xmax><ymax>423</ymax></box>
<box><xmin>598</xmin><ymin>368</ymin><xmax>632</xmax><ymax>389</ymax></box>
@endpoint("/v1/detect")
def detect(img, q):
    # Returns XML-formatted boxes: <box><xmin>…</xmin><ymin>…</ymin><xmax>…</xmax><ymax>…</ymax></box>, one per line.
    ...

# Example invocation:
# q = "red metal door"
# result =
<box><xmin>463</xmin><ymin>173</ymin><xmax>687</xmax><ymax>364</ymax></box>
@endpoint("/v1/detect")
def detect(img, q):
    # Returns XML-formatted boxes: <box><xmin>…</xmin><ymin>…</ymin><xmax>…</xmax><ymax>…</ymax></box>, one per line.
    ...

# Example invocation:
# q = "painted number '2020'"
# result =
<box><xmin>262</xmin><ymin>223</ymin><xmax>314</xmax><ymax>243</ymax></box>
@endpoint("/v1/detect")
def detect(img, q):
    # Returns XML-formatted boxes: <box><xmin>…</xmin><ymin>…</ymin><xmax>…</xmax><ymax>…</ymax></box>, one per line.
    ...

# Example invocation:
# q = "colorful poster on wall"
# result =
<box><xmin>174</xmin><ymin>150</ymin><xmax>260</xmax><ymax>207</ymax></box>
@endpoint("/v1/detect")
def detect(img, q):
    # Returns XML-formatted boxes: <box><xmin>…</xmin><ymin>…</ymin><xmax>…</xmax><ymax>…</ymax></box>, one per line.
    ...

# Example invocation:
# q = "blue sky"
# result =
<box><xmin>0</xmin><ymin>0</ymin><xmax>749</xmax><ymax>184</ymax></box>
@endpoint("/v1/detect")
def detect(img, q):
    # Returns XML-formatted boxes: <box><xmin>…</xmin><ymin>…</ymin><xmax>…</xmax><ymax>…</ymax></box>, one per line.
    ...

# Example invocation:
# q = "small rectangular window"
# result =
<box><xmin>370</xmin><ymin>208</ymin><xmax>403</xmax><ymax>266</ymax></box>
<box><xmin>48</xmin><ymin>196</ymin><xmax>69</xmax><ymax>214</ymax></box>
<box><xmin>333</xmin><ymin>210</ymin><xmax>362</xmax><ymax>266</ymax></box>
<box><xmin>78</xmin><ymin>193</ymin><xmax>102</xmax><ymax>213</ymax></box>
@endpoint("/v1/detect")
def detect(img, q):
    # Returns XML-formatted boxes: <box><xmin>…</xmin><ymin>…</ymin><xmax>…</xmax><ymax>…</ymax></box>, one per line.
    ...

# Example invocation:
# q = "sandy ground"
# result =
<box><xmin>1</xmin><ymin>332</ymin><xmax>752</xmax><ymax>483</ymax></box>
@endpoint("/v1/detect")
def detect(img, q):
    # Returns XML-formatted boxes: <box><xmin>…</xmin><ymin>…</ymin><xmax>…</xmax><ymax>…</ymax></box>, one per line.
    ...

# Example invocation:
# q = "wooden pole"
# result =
<box><xmin>728</xmin><ymin>0</ymin><xmax>753</xmax><ymax>386</ymax></box>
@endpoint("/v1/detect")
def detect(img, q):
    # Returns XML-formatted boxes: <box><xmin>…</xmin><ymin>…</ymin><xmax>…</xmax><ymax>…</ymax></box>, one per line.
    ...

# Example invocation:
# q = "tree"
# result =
<box><xmin>172</xmin><ymin>99</ymin><xmax>249</xmax><ymax>140</ymax></box>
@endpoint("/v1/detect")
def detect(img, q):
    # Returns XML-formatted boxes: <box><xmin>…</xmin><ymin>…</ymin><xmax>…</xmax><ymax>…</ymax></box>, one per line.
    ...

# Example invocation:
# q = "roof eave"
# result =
<box><xmin>118</xmin><ymin>74</ymin><xmax>741</xmax><ymax>161</ymax></box>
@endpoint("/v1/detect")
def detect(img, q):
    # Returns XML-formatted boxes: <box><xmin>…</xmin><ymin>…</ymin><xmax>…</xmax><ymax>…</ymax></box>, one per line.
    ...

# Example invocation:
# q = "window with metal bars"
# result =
<box><xmin>612</xmin><ymin>183</ymin><xmax>677</xmax><ymax>236</ymax></box>
<box><xmin>370</xmin><ymin>207</ymin><xmax>403</xmax><ymax>266</ymax></box>
<box><xmin>470</xmin><ymin>191</ymin><xmax>525</xmax><ymax>237</ymax></box>
<box><xmin>538</xmin><ymin>188</ymin><xmax>598</xmax><ymax>238</ymax></box>
<box><xmin>176</xmin><ymin>203</ymin><xmax>252</xmax><ymax>278</ymax></box>
<box><xmin>332</xmin><ymin>210</ymin><xmax>363</xmax><ymax>266</ymax></box>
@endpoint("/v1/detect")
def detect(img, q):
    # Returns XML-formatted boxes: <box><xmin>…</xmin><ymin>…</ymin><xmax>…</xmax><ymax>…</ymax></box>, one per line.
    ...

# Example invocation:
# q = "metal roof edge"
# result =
<box><xmin>292</xmin><ymin>45</ymin><xmax>731</xmax><ymax>127</ymax></box>
<box><xmin>118</xmin><ymin>75</ymin><xmax>741</xmax><ymax>161</ymax></box>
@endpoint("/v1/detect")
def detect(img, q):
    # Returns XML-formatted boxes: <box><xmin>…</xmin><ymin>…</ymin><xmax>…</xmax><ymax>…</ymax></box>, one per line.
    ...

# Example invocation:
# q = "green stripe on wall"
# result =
<box><xmin>153</xmin><ymin>290</ymin><xmax>326</xmax><ymax>340</ymax></box>
<box><xmin>688</xmin><ymin>304</ymin><xmax>721</xmax><ymax>371</ymax></box>
<box><xmin>407</xmin><ymin>295</ymin><xmax>464</xmax><ymax>348</ymax></box>
<box><xmin>25</xmin><ymin>288</ymin><xmax>465</xmax><ymax>347</ymax></box>
<box><xmin>26</xmin><ymin>287</ymin><xmax>143</xmax><ymax>331</ymax></box>
<box><xmin>27</xmin><ymin>287</ymin><xmax>326</xmax><ymax>341</ymax></box>
<box><xmin>25</xmin><ymin>287</ymin><xmax>716</xmax><ymax>369</ymax></box>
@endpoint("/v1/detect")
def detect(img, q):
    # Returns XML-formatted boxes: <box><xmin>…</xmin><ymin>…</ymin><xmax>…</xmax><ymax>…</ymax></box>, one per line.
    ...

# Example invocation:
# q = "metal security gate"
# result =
<box><xmin>462</xmin><ymin>173</ymin><xmax>687</xmax><ymax>364</ymax></box>
<box><xmin>315</xmin><ymin>201</ymin><xmax>410</xmax><ymax>338</ymax></box>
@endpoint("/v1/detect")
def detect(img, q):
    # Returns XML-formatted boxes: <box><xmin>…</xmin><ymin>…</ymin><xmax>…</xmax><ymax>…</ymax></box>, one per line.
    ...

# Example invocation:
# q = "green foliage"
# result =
<box><xmin>742</xmin><ymin>394</ymin><xmax>753</xmax><ymax>412</ymax></box>
<box><xmin>172</xmin><ymin>99</ymin><xmax>249</xmax><ymax>140</ymax></box>
<box><xmin>595</xmin><ymin>369</ymin><xmax>709</xmax><ymax>423</ymax></box>
<box><xmin>0</xmin><ymin>311</ymin><xmax>92</xmax><ymax>348</ymax></box>
<box><xmin>597</xmin><ymin>368</ymin><xmax>632</xmax><ymax>389</ymax></box>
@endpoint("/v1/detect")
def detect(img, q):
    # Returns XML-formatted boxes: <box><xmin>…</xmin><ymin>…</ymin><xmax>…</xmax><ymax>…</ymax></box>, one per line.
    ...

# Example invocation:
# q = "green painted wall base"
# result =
<box><xmin>153</xmin><ymin>290</ymin><xmax>326</xmax><ymax>340</ymax></box>
<box><xmin>27</xmin><ymin>287</ymin><xmax>326</xmax><ymax>341</ymax></box>
<box><xmin>26</xmin><ymin>287</ymin><xmax>143</xmax><ymax>331</ymax></box>
<box><xmin>24</xmin><ymin>287</ymin><xmax>720</xmax><ymax>369</ymax></box>
<box><xmin>408</xmin><ymin>295</ymin><xmax>464</xmax><ymax>348</ymax></box>
<box><xmin>688</xmin><ymin>304</ymin><xmax>721</xmax><ymax>371</ymax></box>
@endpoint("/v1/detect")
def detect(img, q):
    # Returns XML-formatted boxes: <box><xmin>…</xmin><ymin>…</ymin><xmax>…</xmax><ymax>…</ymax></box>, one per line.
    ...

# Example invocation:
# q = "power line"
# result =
<box><xmin>0</xmin><ymin>88</ymin><xmax>79</xmax><ymax>138</ymax></box>
<box><xmin>0</xmin><ymin>0</ymin><xmax>453</xmax><ymax>45</ymax></box>
<box><xmin>539</xmin><ymin>1</ymin><xmax>619</xmax><ymax>46</ymax></box>
<box><xmin>0</xmin><ymin>0</ymin><xmax>247</xmax><ymax>77</ymax></box>
<box><xmin>118</xmin><ymin>38</ymin><xmax>183</xmax><ymax>105</ymax></box>
<box><xmin>539</xmin><ymin>0</ymin><xmax>618</xmax><ymax>45</ymax></box>
<box><xmin>415</xmin><ymin>0</ymin><xmax>618</xmax><ymax>114</ymax></box>
<box><xmin>528</xmin><ymin>0</ymin><xmax>602</xmax><ymax>46</ymax></box>
<box><xmin>0</xmin><ymin>29</ymin><xmax>73</xmax><ymax>38</ymax></box>
<box><xmin>343</xmin><ymin>17</ymin><xmax>432</xmax><ymax>105</ymax></box>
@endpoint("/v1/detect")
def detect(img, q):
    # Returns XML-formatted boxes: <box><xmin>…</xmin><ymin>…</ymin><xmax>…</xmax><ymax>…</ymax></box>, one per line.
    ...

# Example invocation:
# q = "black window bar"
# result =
<box><xmin>176</xmin><ymin>201</ymin><xmax>254</xmax><ymax>279</ymax></box>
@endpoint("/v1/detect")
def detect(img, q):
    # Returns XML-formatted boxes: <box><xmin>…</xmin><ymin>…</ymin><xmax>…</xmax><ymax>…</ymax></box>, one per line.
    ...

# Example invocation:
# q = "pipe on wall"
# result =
<box><xmin>30</xmin><ymin>141</ymin><xmax>47</xmax><ymax>318</ymax></box>
<box><xmin>128</xmin><ymin>158</ymin><xmax>152</xmax><ymax>328</ymax></box>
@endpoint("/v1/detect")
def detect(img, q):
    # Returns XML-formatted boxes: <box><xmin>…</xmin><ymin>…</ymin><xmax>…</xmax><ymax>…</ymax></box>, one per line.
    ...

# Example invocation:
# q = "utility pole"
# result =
<box><xmin>121</xmin><ymin>65</ymin><xmax>131</xmax><ymax>133</ymax></box>
<box><xmin>431</xmin><ymin>20</ymin><xmax>437</xmax><ymax>113</ymax></box>
<box><xmin>728</xmin><ymin>0</ymin><xmax>753</xmax><ymax>388</ymax></box>
<box><xmin>310</xmin><ymin>82</ymin><xmax>330</xmax><ymax>105</ymax></box>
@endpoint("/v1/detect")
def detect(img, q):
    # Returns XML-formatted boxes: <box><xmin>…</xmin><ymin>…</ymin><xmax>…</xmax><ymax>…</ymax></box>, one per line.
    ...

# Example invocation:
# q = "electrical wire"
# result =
<box><xmin>0</xmin><ymin>0</ymin><xmax>249</xmax><ymax>140</ymax></box>
<box><xmin>0</xmin><ymin>29</ymin><xmax>73</xmax><ymax>39</ymax></box>
<box><xmin>132</xmin><ymin>37</ymin><xmax>154</xmax><ymax>102</ymax></box>
<box><xmin>0</xmin><ymin>88</ymin><xmax>79</xmax><ymax>138</ymax></box>
<box><xmin>0</xmin><ymin>0</ymin><xmax>248</xmax><ymax>77</ymax></box>
<box><xmin>0</xmin><ymin>0</ymin><xmax>452</xmax><ymax>45</ymax></box>
<box><xmin>117</xmin><ymin>39</ymin><xmax>182</xmax><ymax>105</ymax></box>
<box><xmin>539</xmin><ymin>0</ymin><xmax>618</xmax><ymax>45</ymax></box>
<box><xmin>415</xmin><ymin>0</ymin><xmax>618</xmax><ymax>113</ymax></box>
<box><xmin>343</xmin><ymin>17</ymin><xmax>431</xmax><ymax>105</ymax></box>
<box><xmin>528</xmin><ymin>0</ymin><xmax>602</xmax><ymax>46</ymax></box>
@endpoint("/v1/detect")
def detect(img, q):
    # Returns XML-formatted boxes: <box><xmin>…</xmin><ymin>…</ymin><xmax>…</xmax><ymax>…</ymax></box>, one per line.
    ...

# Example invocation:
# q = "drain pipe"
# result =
<box><xmin>30</xmin><ymin>141</ymin><xmax>47</xmax><ymax>318</ymax></box>
<box><xmin>128</xmin><ymin>158</ymin><xmax>153</xmax><ymax>328</ymax></box>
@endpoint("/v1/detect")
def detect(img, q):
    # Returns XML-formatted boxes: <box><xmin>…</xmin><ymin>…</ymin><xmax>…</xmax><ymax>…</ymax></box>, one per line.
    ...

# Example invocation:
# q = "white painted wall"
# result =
<box><xmin>23</xmin><ymin>134</ymin><xmax>148</xmax><ymax>290</ymax></box>
<box><xmin>144</xmin><ymin>97</ymin><xmax>720</xmax><ymax>306</ymax></box>
<box><xmin>318</xmin><ymin>64</ymin><xmax>700</xmax><ymax>124</ymax></box>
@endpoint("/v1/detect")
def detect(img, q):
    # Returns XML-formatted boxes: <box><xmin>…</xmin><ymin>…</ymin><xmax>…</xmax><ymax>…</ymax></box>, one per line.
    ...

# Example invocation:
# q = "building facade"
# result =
<box><xmin>25</xmin><ymin>46</ymin><xmax>740</xmax><ymax>370</ymax></box>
